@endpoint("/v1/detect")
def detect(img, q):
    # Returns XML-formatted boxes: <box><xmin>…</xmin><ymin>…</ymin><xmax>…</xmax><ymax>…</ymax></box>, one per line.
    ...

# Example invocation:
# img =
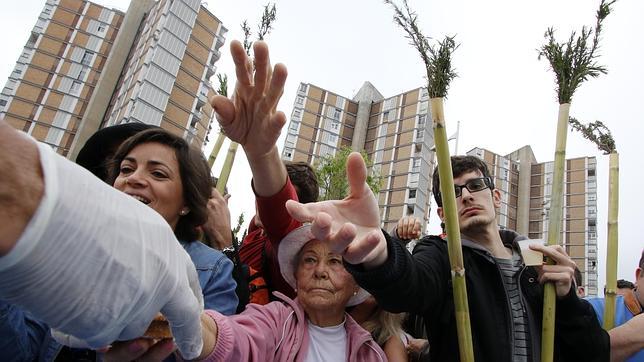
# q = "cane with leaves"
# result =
<box><xmin>569</xmin><ymin>118</ymin><xmax>619</xmax><ymax>330</ymax></box>
<box><xmin>538</xmin><ymin>1</ymin><xmax>615</xmax><ymax>360</ymax></box>
<box><xmin>385</xmin><ymin>1</ymin><xmax>473</xmax><ymax>360</ymax></box>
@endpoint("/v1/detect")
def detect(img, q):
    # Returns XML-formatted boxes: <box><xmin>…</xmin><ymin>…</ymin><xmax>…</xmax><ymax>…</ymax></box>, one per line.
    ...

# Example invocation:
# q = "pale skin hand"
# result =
<box><xmin>285</xmin><ymin>153</ymin><xmax>388</xmax><ymax>269</ymax></box>
<box><xmin>201</xmin><ymin>188</ymin><xmax>232</xmax><ymax>250</ymax></box>
<box><xmin>103</xmin><ymin>313</ymin><xmax>219</xmax><ymax>361</ymax></box>
<box><xmin>209</xmin><ymin>40</ymin><xmax>288</xmax><ymax>198</ymax></box>
<box><xmin>529</xmin><ymin>244</ymin><xmax>576</xmax><ymax>297</ymax></box>
<box><xmin>0</xmin><ymin>118</ymin><xmax>44</xmax><ymax>255</ymax></box>
<box><xmin>396</xmin><ymin>216</ymin><xmax>421</xmax><ymax>240</ymax></box>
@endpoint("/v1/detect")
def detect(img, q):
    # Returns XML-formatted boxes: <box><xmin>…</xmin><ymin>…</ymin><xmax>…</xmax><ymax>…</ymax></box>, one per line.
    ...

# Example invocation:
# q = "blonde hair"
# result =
<box><xmin>361</xmin><ymin>308</ymin><xmax>406</xmax><ymax>346</ymax></box>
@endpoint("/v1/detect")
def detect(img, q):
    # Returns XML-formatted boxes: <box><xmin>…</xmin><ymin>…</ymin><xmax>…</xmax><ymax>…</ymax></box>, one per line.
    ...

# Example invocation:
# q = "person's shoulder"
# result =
<box><xmin>182</xmin><ymin>240</ymin><xmax>228</xmax><ymax>269</ymax></box>
<box><xmin>413</xmin><ymin>234</ymin><xmax>448</xmax><ymax>252</ymax></box>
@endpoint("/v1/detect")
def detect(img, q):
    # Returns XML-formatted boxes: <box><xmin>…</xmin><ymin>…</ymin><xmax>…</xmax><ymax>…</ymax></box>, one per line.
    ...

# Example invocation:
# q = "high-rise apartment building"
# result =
<box><xmin>468</xmin><ymin>146</ymin><xmax>599</xmax><ymax>295</ymax></box>
<box><xmin>0</xmin><ymin>0</ymin><xmax>226</xmax><ymax>158</ymax></box>
<box><xmin>283</xmin><ymin>82</ymin><xmax>435</xmax><ymax>232</ymax></box>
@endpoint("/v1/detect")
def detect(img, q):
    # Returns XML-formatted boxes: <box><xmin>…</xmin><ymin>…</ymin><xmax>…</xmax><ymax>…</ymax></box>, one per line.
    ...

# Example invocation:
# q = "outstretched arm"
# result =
<box><xmin>0</xmin><ymin>118</ymin><xmax>203</xmax><ymax>359</ymax></box>
<box><xmin>609</xmin><ymin>313</ymin><xmax>644</xmax><ymax>362</ymax></box>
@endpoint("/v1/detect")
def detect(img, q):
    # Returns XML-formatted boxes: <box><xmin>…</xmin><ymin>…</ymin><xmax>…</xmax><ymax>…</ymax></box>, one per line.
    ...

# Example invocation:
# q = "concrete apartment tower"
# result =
<box><xmin>468</xmin><ymin>146</ymin><xmax>599</xmax><ymax>296</ymax></box>
<box><xmin>0</xmin><ymin>0</ymin><xmax>227</xmax><ymax>158</ymax></box>
<box><xmin>283</xmin><ymin>82</ymin><xmax>436</xmax><ymax>232</ymax></box>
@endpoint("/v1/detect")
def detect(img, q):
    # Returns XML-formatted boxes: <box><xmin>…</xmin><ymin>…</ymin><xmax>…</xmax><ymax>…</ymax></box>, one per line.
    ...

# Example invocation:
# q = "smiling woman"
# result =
<box><xmin>107</xmin><ymin>128</ymin><xmax>239</xmax><ymax>316</ymax></box>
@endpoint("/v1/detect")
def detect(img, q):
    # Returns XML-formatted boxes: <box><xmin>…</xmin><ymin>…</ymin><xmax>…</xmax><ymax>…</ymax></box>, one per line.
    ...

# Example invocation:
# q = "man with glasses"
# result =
<box><xmin>286</xmin><ymin>154</ymin><xmax>608</xmax><ymax>362</ymax></box>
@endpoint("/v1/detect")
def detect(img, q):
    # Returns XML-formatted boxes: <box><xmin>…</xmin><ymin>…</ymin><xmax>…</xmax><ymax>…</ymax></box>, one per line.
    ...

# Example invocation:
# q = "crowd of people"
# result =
<box><xmin>0</xmin><ymin>39</ymin><xmax>642</xmax><ymax>361</ymax></box>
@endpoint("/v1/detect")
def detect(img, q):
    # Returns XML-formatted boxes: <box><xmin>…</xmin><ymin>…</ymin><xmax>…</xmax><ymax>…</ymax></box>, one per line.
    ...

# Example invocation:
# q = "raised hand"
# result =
<box><xmin>209</xmin><ymin>40</ymin><xmax>287</xmax><ymax>161</ymax></box>
<box><xmin>396</xmin><ymin>215</ymin><xmax>422</xmax><ymax>240</ymax></box>
<box><xmin>286</xmin><ymin>152</ymin><xmax>388</xmax><ymax>268</ymax></box>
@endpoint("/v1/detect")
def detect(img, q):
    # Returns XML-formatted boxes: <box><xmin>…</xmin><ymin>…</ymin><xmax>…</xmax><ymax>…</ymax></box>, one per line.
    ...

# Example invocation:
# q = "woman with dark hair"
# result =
<box><xmin>110</xmin><ymin>128</ymin><xmax>238</xmax><ymax>314</ymax></box>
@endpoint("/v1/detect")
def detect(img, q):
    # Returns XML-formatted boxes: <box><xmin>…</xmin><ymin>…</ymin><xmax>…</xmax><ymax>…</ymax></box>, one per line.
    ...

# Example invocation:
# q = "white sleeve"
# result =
<box><xmin>0</xmin><ymin>142</ymin><xmax>204</xmax><ymax>358</ymax></box>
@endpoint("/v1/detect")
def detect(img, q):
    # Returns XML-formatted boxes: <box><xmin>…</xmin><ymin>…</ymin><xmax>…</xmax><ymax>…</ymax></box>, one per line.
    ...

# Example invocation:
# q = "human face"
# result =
<box><xmin>635</xmin><ymin>267</ymin><xmax>644</xmax><ymax>306</ymax></box>
<box><xmin>113</xmin><ymin>142</ymin><xmax>186</xmax><ymax>230</ymax></box>
<box><xmin>437</xmin><ymin>170</ymin><xmax>501</xmax><ymax>235</ymax></box>
<box><xmin>295</xmin><ymin>239</ymin><xmax>358</xmax><ymax>325</ymax></box>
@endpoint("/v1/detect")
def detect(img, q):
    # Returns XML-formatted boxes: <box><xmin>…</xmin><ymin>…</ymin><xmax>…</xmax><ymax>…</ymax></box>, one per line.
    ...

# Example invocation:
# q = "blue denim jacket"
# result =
<box><xmin>0</xmin><ymin>241</ymin><xmax>238</xmax><ymax>361</ymax></box>
<box><xmin>180</xmin><ymin>240</ymin><xmax>238</xmax><ymax>314</ymax></box>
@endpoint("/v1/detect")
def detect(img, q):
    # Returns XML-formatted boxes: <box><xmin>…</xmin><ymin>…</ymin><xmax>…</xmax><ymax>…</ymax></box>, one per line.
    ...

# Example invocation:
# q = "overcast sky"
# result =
<box><xmin>2</xmin><ymin>0</ymin><xmax>642</xmax><ymax>293</ymax></box>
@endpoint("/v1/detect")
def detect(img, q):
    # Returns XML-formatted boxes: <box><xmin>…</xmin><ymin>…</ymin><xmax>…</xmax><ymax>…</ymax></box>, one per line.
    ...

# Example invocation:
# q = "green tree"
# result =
<box><xmin>315</xmin><ymin>147</ymin><xmax>381</xmax><ymax>201</ymax></box>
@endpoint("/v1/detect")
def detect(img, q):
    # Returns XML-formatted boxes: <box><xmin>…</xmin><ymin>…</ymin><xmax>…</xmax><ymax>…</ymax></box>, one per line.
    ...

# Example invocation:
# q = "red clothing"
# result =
<box><xmin>239</xmin><ymin>178</ymin><xmax>301</xmax><ymax>300</ymax></box>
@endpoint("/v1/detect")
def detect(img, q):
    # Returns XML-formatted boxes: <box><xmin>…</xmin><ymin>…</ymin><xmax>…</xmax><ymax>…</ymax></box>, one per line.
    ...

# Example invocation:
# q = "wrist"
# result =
<box><xmin>195</xmin><ymin>312</ymin><xmax>218</xmax><ymax>360</ymax></box>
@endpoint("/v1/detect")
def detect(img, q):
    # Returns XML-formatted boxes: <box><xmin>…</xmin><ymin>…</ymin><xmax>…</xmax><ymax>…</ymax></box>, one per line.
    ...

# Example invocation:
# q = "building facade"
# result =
<box><xmin>283</xmin><ymin>82</ymin><xmax>436</xmax><ymax>232</ymax></box>
<box><xmin>0</xmin><ymin>0</ymin><xmax>226</xmax><ymax>158</ymax></box>
<box><xmin>467</xmin><ymin>146</ymin><xmax>599</xmax><ymax>296</ymax></box>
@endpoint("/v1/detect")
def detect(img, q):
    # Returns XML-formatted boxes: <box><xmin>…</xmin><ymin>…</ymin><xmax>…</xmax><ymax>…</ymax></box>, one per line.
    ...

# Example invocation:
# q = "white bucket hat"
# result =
<box><xmin>278</xmin><ymin>224</ymin><xmax>370</xmax><ymax>307</ymax></box>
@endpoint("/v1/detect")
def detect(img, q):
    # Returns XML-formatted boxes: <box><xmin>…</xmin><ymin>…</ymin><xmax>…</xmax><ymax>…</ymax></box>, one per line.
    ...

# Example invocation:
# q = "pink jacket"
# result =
<box><xmin>200</xmin><ymin>292</ymin><xmax>387</xmax><ymax>362</ymax></box>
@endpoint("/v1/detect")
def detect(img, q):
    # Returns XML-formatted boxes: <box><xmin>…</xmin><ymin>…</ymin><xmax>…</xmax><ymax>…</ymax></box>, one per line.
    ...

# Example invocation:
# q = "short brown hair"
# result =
<box><xmin>285</xmin><ymin>161</ymin><xmax>319</xmax><ymax>203</ymax></box>
<box><xmin>432</xmin><ymin>155</ymin><xmax>494</xmax><ymax>207</ymax></box>
<box><xmin>108</xmin><ymin>129</ymin><xmax>213</xmax><ymax>241</ymax></box>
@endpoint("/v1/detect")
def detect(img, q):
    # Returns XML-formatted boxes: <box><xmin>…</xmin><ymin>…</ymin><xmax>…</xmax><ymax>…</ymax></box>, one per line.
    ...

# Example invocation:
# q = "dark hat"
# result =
<box><xmin>75</xmin><ymin>122</ymin><xmax>158</xmax><ymax>181</ymax></box>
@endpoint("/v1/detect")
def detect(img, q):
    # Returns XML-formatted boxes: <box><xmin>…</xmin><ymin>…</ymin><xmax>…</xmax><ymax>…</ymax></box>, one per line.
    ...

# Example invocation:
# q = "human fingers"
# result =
<box><xmin>137</xmin><ymin>339</ymin><xmax>176</xmax><ymax>362</ymax></box>
<box><xmin>259</xmin><ymin>63</ymin><xmax>287</xmax><ymax>115</ymax></box>
<box><xmin>104</xmin><ymin>339</ymin><xmax>154</xmax><ymax>362</ymax></box>
<box><xmin>411</xmin><ymin>218</ymin><xmax>421</xmax><ymax>238</ymax></box>
<box><xmin>285</xmin><ymin>199</ymin><xmax>317</xmax><ymax>223</ymax></box>
<box><xmin>346</xmin><ymin>152</ymin><xmax>368</xmax><ymax>197</ymax></box>
<box><xmin>210</xmin><ymin>95</ymin><xmax>235</xmax><ymax>128</ymax></box>
<box><xmin>537</xmin><ymin>268</ymin><xmax>573</xmax><ymax>297</ymax></box>
<box><xmin>530</xmin><ymin>244</ymin><xmax>574</xmax><ymax>266</ymax></box>
<box><xmin>252</xmin><ymin>41</ymin><xmax>269</xmax><ymax>97</ymax></box>
<box><xmin>325</xmin><ymin>222</ymin><xmax>358</xmax><ymax>256</ymax></box>
<box><xmin>344</xmin><ymin>228</ymin><xmax>387</xmax><ymax>266</ymax></box>
<box><xmin>230</xmin><ymin>40</ymin><xmax>251</xmax><ymax>86</ymax></box>
<box><xmin>310</xmin><ymin>211</ymin><xmax>334</xmax><ymax>243</ymax></box>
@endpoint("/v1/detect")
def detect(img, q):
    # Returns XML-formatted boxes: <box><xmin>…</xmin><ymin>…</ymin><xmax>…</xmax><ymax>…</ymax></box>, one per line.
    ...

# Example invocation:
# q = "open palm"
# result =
<box><xmin>209</xmin><ymin>40</ymin><xmax>287</xmax><ymax>160</ymax></box>
<box><xmin>286</xmin><ymin>153</ymin><xmax>388</xmax><ymax>267</ymax></box>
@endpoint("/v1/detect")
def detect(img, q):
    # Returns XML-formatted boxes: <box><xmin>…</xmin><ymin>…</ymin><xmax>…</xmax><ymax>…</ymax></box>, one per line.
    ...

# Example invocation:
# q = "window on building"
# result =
<box><xmin>290</xmin><ymin>121</ymin><xmax>299</xmax><ymax>131</ymax></box>
<box><xmin>299</xmin><ymin>83</ymin><xmax>307</xmax><ymax>92</ymax></box>
<box><xmin>416</xmin><ymin>129</ymin><xmax>424</xmax><ymax>139</ymax></box>
<box><xmin>418</xmin><ymin>114</ymin><xmax>426</xmax><ymax>125</ymax></box>
<box><xmin>0</xmin><ymin>99</ymin><xmax>7</xmax><ymax>107</ymax></box>
<box><xmin>588</xmin><ymin>168</ymin><xmax>596</xmax><ymax>177</ymax></box>
<box><xmin>383</xmin><ymin>111</ymin><xmax>389</xmax><ymax>120</ymax></box>
<box><xmin>296</xmin><ymin>96</ymin><xmax>304</xmax><ymax>105</ymax></box>
<box><xmin>409</xmin><ymin>189</ymin><xmax>417</xmax><ymax>199</ymax></box>
<box><xmin>333</xmin><ymin>107</ymin><xmax>341</xmax><ymax>120</ymax></box>
<box><xmin>81</xmin><ymin>51</ymin><xmax>94</xmax><ymax>65</ymax></box>
<box><xmin>70</xmin><ymin>80</ymin><xmax>81</xmax><ymax>95</ymax></box>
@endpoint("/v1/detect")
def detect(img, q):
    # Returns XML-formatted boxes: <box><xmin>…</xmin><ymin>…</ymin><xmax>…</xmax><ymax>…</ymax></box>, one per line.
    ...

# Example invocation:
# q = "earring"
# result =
<box><xmin>353</xmin><ymin>291</ymin><xmax>358</xmax><ymax>296</ymax></box>
<box><xmin>179</xmin><ymin>209</ymin><xmax>189</xmax><ymax>216</ymax></box>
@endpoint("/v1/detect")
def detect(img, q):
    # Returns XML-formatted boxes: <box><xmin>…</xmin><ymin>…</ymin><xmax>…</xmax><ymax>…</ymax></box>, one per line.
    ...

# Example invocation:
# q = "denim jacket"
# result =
<box><xmin>181</xmin><ymin>240</ymin><xmax>238</xmax><ymax>315</ymax></box>
<box><xmin>0</xmin><ymin>241</ymin><xmax>238</xmax><ymax>361</ymax></box>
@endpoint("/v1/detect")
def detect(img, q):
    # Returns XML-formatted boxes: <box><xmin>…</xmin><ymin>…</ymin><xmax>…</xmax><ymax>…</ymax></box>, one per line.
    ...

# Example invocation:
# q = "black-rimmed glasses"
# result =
<box><xmin>453</xmin><ymin>177</ymin><xmax>493</xmax><ymax>198</ymax></box>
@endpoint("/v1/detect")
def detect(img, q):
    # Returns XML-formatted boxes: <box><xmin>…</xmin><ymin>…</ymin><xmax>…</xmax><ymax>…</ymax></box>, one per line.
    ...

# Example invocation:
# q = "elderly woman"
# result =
<box><xmin>107</xmin><ymin>224</ymin><xmax>386</xmax><ymax>361</ymax></box>
<box><xmin>108</xmin><ymin>128</ymin><xmax>238</xmax><ymax>314</ymax></box>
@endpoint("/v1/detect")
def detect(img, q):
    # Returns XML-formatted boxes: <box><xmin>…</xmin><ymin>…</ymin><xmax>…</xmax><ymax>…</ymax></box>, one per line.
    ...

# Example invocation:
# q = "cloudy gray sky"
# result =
<box><xmin>2</xmin><ymin>0</ymin><xmax>642</xmax><ymax>293</ymax></box>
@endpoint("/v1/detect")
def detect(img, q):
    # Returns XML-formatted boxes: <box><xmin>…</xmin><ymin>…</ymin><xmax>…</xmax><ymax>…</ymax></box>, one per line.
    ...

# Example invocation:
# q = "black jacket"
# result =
<box><xmin>346</xmin><ymin>230</ymin><xmax>610</xmax><ymax>362</ymax></box>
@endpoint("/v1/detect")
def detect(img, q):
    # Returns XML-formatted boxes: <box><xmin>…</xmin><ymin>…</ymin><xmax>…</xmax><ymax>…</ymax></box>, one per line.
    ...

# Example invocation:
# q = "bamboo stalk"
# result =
<box><xmin>216</xmin><ymin>142</ymin><xmax>239</xmax><ymax>194</ymax></box>
<box><xmin>603</xmin><ymin>151</ymin><xmax>619</xmax><ymax>329</ymax></box>
<box><xmin>541</xmin><ymin>102</ymin><xmax>571</xmax><ymax>362</ymax></box>
<box><xmin>431</xmin><ymin>97</ymin><xmax>474</xmax><ymax>362</ymax></box>
<box><xmin>207</xmin><ymin>132</ymin><xmax>226</xmax><ymax>167</ymax></box>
